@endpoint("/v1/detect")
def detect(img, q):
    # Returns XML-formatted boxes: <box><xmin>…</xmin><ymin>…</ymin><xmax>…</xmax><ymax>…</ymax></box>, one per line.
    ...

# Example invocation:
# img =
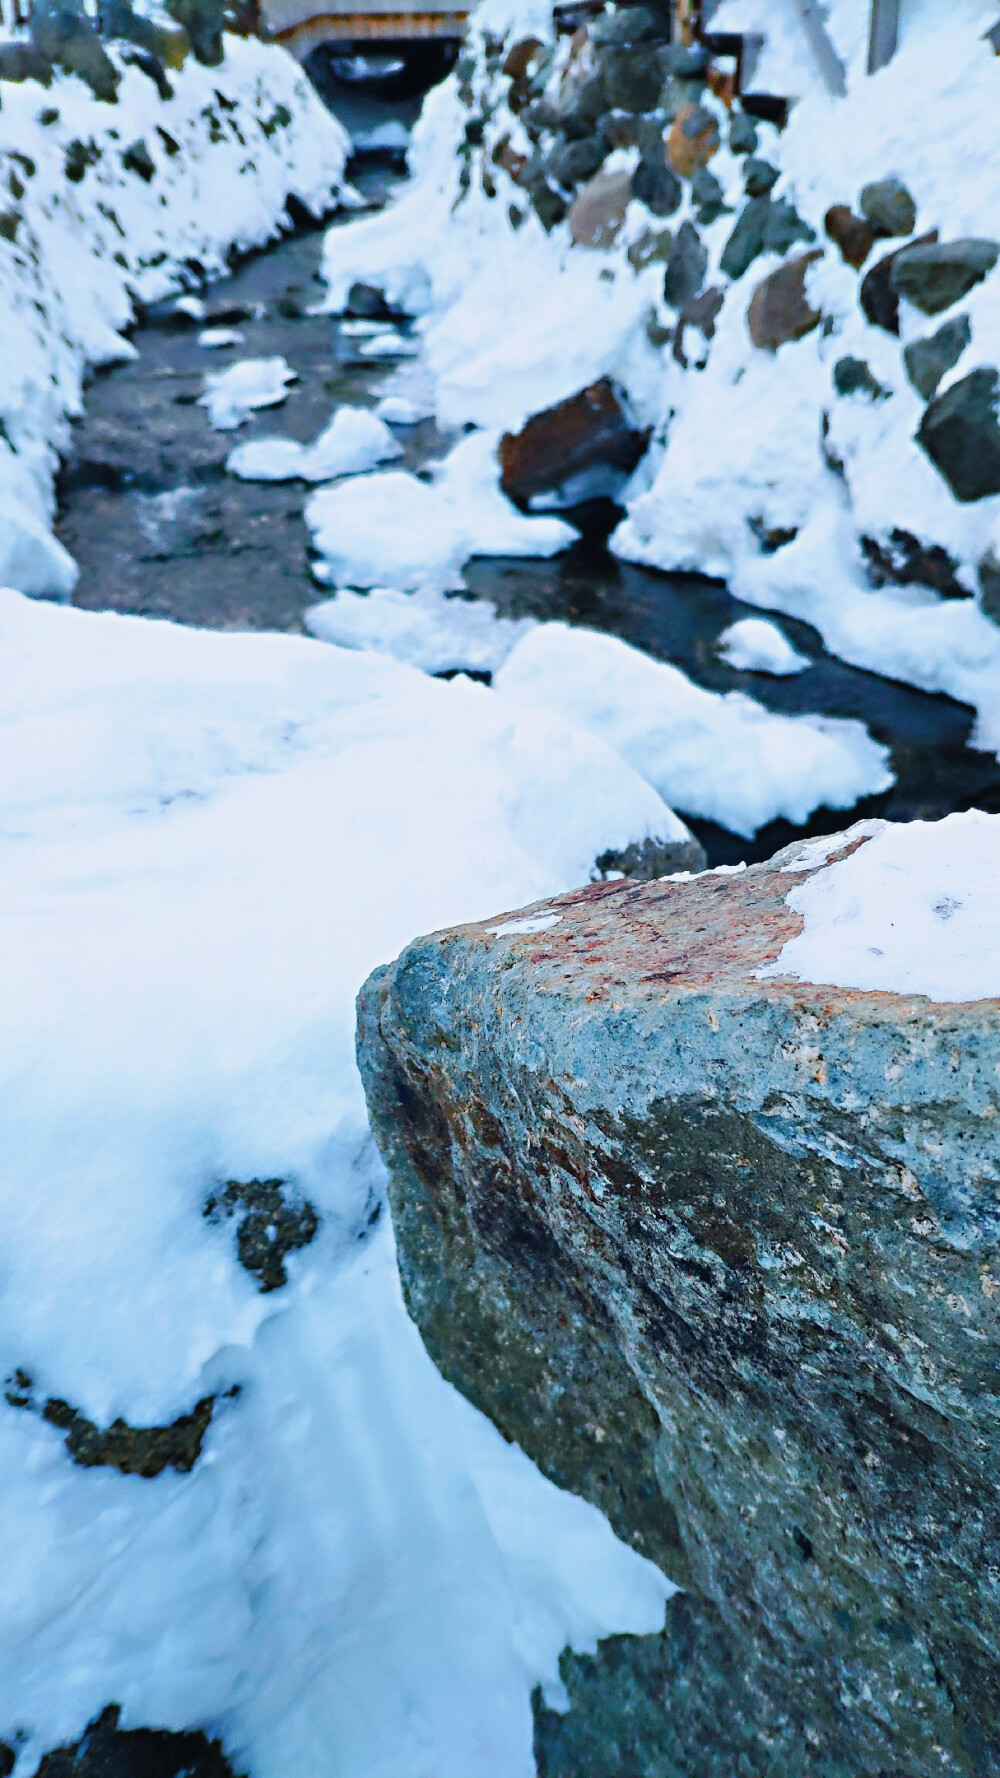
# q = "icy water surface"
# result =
<box><xmin>57</xmin><ymin>148</ymin><xmax>1000</xmax><ymax>866</ymax></box>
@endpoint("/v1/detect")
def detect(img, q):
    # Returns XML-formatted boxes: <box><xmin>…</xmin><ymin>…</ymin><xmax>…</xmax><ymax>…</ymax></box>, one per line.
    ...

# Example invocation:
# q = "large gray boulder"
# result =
<box><xmin>357</xmin><ymin>832</ymin><xmax>1000</xmax><ymax>1778</ymax></box>
<box><xmin>917</xmin><ymin>367</ymin><xmax>1000</xmax><ymax>502</ymax></box>
<box><xmin>891</xmin><ymin>238</ymin><xmax>999</xmax><ymax>317</ymax></box>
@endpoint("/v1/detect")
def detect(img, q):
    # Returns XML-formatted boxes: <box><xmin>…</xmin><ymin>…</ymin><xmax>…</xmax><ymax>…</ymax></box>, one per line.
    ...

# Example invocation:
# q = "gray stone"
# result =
<box><xmin>833</xmin><ymin>355</ymin><xmax>889</xmax><ymax>400</ymax></box>
<box><xmin>860</xmin><ymin>528</ymin><xmax>968</xmax><ymax>598</ymax></box>
<box><xmin>727</xmin><ymin>108</ymin><xmax>758</xmax><ymax>155</ymax></box>
<box><xmin>978</xmin><ymin>549</ymin><xmax>1000</xmax><ymax>626</ymax></box>
<box><xmin>659</xmin><ymin>42</ymin><xmax>709</xmax><ymax>78</ymax></box>
<box><xmin>903</xmin><ymin>314</ymin><xmax>972</xmax><ymax>400</ymax></box>
<box><xmin>357</xmin><ymin>829</ymin><xmax>1000</xmax><ymax>1778</ymax></box>
<box><xmin>164</xmin><ymin>0</ymin><xmax>224</xmax><ymax>66</ymax></box>
<box><xmin>859</xmin><ymin>230</ymin><xmax>938</xmax><ymax>334</ymax></box>
<box><xmin>568</xmin><ymin>166</ymin><xmax>632</xmax><ymax>247</ymax></box>
<box><xmin>743</xmin><ymin>156</ymin><xmax>778</xmax><ymax>198</ymax></box>
<box><xmin>891</xmin><ymin>238</ymin><xmax>999</xmax><ymax>317</ymax></box>
<box><xmin>720</xmin><ymin>194</ymin><xmax>815</xmax><ymax>283</ymax></box>
<box><xmin>631</xmin><ymin>153</ymin><xmax>681</xmax><ymax>218</ymax></box>
<box><xmin>662</xmin><ymin>219</ymin><xmax>706</xmax><ymax>309</ymax></box>
<box><xmin>719</xmin><ymin>194</ymin><xmax>769</xmax><ymax>280</ymax></box>
<box><xmin>762</xmin><ymin>196</ymin><xmax>816</xmax><ymax>258</ymax></box>
<box><xmin>747</xmin><ymin>249</ymin><xmax>822</xmax><ymax>351</ymax></box>
<box><xmin>31</xmin><ymin>0</ymin><xmax>119</xmax><ymax>100</ymax></box>
<box><xmin>0</xmin><ymin>41</ymin><xmax>54</xmax><ymax>83</ymax></box>
<box><xmin>599</xmin><ymin>45</ymin><xmax>664</xmax><ymax>113</ymax></box>
<box><xmin>594</xmin><ymin>831</ymin><xmax>706</xmax><ymax>879</ymax></box>
<box><xmin>592</xmin><ymin>5</ymin><xmax>668</xmax><ymax>48</ymax></box>
<box><xmin>917</xmin><ymin>367</ymin><xmax>1000</xmax><ymax>502</ymax></box>
<box><xmin>859</xmin><ymin>174</ymin><xmax>916</xmax><ymax>237</ymax></box>
<box><xmin>548</xmin><ymin>133</ymin><xmax>608</xmax><ymax>190</ymax></box>
<box><xmin>690</xmin><ymin>165</ymin><xmax>725</xmax><ymax>225</ymax></box>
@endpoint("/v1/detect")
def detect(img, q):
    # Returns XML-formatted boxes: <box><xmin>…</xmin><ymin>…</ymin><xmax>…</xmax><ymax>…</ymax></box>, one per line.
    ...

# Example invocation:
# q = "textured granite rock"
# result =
<box><xmin>357</xmin><ymin>832</ymin><xmax>1000</xmax><ymax>1778</ymax></box>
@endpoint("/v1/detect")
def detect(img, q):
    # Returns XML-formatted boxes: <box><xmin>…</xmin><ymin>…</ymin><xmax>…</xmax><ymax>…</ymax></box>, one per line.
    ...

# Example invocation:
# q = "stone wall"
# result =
<box><xmin>357</xmin><ymin>834</ymin><xmax>1000</xmax><ymax>1776</ymax></box>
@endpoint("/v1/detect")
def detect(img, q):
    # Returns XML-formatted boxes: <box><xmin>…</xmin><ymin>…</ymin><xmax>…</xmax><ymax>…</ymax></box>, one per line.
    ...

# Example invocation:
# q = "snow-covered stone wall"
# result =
<box><xmin>321</xmin><ymin>0</ymin><xmax>1000</xmax><ymax>749</ymax></box>
<box><xmin>0</xmin><ymin>35</ymin><xmax>351</xmax><ymax>596</ymax></box>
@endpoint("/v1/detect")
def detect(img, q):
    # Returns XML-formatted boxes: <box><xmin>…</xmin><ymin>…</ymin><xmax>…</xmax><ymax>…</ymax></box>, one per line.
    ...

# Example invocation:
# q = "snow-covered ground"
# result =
<box><xmin>0</xmin><ymin>35</ymin><xmax>351</xmax><ymax>598</ymax></box>
<box><xmin>317</xmin><ymin>0</ymin><xmax>1000</xmax><ymax>751</ymax></box>
<box><xmin>0</xmin><ymin>586</ymin><xmax>675</xmax><ymax>1773</ymax></box>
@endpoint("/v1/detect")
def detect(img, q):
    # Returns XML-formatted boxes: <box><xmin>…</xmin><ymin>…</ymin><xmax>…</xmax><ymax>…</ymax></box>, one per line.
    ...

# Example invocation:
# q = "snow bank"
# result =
<box><xmin>494</xmin><ymin>622</ymin><xmax>893</xmax><ymax>836</ymax></box>
<box><xmin>0</xmin><ymin>587</ymin><xmax>676</xmax><ymax>1775</ymax></box>
<box><xmin>0</xmin><ymin>36</ymin><xmax>350</xmax><ymax>594</ymax></box>
<box><xmin>769</xmin><ymin>809</ymin><xmax>1000</xmax><ymax>1002</ymax></box>
<box><xmin>306</xmin><ymin>428</ymin><xmax>575</xmax><ymax>592</ymax></box>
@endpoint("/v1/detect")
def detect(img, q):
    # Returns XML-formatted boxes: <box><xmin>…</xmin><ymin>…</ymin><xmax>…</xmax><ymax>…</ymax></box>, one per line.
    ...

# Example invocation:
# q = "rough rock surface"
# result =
<box><xmin>357</xmin><ymin>832</ymin><xmax>1000</xmax><ymax>1778</ymax></box>
<box><xmin>824</xmin><ymin>202</ymin><xmax>877</xmax><ymax>270</ymax></box>
<box><xmin>891</xmin><ymin>238</ymin><xmax>999</xmax><ymax>318</ymax></box>
<box><xmin>917</xmin><ymin>368</ymin><xmax>1000</xmax><ymax>503</ymax></box>
<box><xmin>747</xmin><ymin>250</ymin><xmax>822</xmax><ymax>352</ymax></box>
<box><xmin>904</xmin><ymin>314</ymin><xmax>972</xmax><ymax>401</ymax></box>
<box><xmin>499</xmin><ymin>378</ymin><xmax>649</xmax><ymax>503</ymax></box>
<box><xmin>567</xmin><ymin>165</ymin><xmax>633</xmax><ymax>247</ymax></box>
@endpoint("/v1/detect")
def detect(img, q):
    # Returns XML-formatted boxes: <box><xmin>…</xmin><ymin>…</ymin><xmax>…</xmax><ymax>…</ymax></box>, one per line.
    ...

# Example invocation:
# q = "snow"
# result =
<box><xmin>493</xmin><ymin>623</ymin><xmax>894</xmax><ymax>837</ymax></box>
<box><xmin>199</xmin><ymin>357</ymin><xmax>296</xmax><ymax>430</ymax></box>
<box><xmin>489</xmin><ymin>912</ymin><xmax>563</xmax><ymax>935</ymax></box>
<box><xmin>768</xmin><ymin>810</ymin><xmax>1000</xmax><ymax>1002</ymax></box>
<box><xmin>718</xmin><ymin>617</ymin><xmax>811</xmax><ymax>676</ymax></box>
<box><xmin>305</xmin><ymin>584</ymin><xmax>536</xmax><ymax>675</ymax></box>
<box><xmin>358</xmin><ymin>330</ymin><xmax>420</xmax><ymax>358</ymax></box>
<box><xmin>0</xmin><ymin>36</ymin><xmax>350</xmax><ymax>597</ymax></box>
<box><xmin>226</xmin><ymin>406</ymin><xmax>402</xmax><ymax>482</ymax></box>
<box><xmin>0</xmin><ymin>586</ymin><xmax>675</xmax><ymax>1773</ymax></box>
<box><xmin>305</xmin><ymin>430</ymin><xmax>576</xmax><ymax>593</ymax></box>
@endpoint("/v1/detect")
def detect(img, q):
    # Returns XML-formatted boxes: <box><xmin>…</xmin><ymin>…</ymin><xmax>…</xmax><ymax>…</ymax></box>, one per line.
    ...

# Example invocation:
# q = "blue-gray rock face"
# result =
<box><xmin>356</xmin><ymin>834</ymin><xmax>1000</xmax><ymax>1778</ymax></box>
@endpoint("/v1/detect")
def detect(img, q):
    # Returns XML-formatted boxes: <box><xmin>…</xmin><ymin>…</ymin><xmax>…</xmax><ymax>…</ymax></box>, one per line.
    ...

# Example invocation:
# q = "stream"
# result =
<box><xmin>56</xmin><ymin>90</ymin><xmax>1000</xmax><ymax>869</ymax></box>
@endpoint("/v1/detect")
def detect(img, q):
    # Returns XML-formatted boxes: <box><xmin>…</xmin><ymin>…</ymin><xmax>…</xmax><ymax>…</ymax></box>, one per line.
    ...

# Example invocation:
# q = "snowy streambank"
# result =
<box><xmin>318</xmin><ymin>0</ymin><xmax>1000</xmax><ymax>750</ymax></box>
<box><xmin>0</xmin><ymin>588</ymin><xmax>676</xmax><ymax>1775</ymax></box>
<box><xmin>0</xmin><ymin>36</ymin><xmax>350</xmax><ymax>597</ymax></box>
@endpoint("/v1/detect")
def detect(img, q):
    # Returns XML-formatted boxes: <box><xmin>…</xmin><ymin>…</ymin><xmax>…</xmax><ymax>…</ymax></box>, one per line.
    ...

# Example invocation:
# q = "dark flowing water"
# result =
<box><xmin>56</xmin><ymin>127</ymin><xmax>1000</xmax><ymax>867</ymax></box>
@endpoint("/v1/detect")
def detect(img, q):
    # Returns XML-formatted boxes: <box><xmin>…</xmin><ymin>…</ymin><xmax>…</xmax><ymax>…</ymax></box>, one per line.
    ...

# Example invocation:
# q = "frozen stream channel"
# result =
<box><xmin>56</xmin><ymin>133</ymin><xmax>1000</xmax><ymax>867</ymax></box>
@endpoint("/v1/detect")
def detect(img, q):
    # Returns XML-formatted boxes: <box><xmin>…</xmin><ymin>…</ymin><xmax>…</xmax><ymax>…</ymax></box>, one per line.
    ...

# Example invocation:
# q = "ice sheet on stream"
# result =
<box><xmin>318</xmin><ymin>0</ymin><xmax>1000</xmax><ymax>754</ymax></box>
<box><xmin>0</xmin><ymin>37</ymin><xmax>351</xmax><ymax>597</ymax></box>
<box><xmin>0</xmin><ymin>587</ymin><xmax>675</xmax><ymax>1776</ymax></box>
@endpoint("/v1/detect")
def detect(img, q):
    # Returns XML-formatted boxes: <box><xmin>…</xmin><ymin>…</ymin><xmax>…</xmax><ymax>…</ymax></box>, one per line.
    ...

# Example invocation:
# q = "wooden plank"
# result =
<box><xmin>867</xmin><ymin>0</ymin><xmax>900</xmax><ymax>73</ymax></box>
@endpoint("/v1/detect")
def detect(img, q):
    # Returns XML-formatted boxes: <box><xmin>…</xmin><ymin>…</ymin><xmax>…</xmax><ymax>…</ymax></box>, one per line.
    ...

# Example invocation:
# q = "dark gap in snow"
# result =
<box><xmin>33</xmin><ymin>1707</ymin><xmax>241</xmax><ymax>1778</ymax></box>
<box><xmin>204</xmin><ymin>1178</ymin><xmax>319</xmax><ymax>1292</ymax></box>
<box><xmin>4</xmin><ymin>1371</ymin><xmax>224</xmax><ymax>1477</ymax></box>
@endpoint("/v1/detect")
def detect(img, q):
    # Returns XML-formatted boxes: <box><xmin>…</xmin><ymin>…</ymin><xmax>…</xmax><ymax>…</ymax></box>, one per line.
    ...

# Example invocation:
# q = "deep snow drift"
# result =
<box><xmin>0</xmin><ymin>35</ymin><xmax>350</xmax><ymax>598</ymax></box>
<box><xmin>0</xmin><ymin>588</ymin><xmax>678</xmax><ymax>1775</ymax></box>
<box><xmin>318</xmin><ymin>0</ymin><xmax>1000</xmax><ymax>752</ymax></box>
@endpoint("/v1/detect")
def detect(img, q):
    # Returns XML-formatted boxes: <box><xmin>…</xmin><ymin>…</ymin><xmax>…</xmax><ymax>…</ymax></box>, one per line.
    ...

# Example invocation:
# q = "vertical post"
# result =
<box><xmin>867</xmin><ymin>0</ymin><xmax>900</xmax><ymax>73</ymax></box>
<box><xmin>788</xmin><ymin>0</ymin><xmax>847</xmax><ymax>95</ymax></box>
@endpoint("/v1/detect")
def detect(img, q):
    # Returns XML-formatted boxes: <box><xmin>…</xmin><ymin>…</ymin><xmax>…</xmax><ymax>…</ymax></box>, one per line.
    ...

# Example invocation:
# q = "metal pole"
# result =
<box><xmin>867</xmin><ymin>0</ymin><xmax>900</xmax><ymax>72</ymax></box>
<box><xmin>788</xmin><ymin>0</ymin><xmax>847</xmax><ymax>95</ymax></box>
